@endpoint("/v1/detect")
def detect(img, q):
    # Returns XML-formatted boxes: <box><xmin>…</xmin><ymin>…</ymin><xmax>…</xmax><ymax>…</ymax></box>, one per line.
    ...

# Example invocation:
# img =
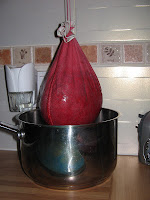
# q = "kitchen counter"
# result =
<box><xmin>0</xmin><ymin>151</ymin><xmax>150</xmax><ymax>200</ymax></box>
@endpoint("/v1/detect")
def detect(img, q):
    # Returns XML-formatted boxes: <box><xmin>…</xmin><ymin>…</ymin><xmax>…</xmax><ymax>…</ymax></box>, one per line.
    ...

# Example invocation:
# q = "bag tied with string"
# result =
<box><xmin>40</xmin><ymin>9</ymin><xmax>102</xmax><ymax>125</ymax></box>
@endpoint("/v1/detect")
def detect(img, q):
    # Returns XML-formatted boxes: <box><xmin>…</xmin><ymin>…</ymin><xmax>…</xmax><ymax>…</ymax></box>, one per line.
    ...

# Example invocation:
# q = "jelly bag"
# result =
<box><xmin>40</xmin><ymin>23</ymin><xmax>102</xmax><ymax>125</ymax></box>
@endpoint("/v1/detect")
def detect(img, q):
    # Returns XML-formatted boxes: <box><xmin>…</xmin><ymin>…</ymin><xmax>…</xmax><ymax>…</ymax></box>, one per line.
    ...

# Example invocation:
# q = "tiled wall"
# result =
<box><xmin>1</xmin><ymin>0</ymin><xmax>150</xmax><ymax>153</ymax></box>
<box><xmin>1</xmin><ymin>42</ymin><xmax>150</xmax><ymax>154</ymax></box>
<box><xmin>1</xmin><ymin>42</ymin><xmax>150</xmax><ymax>68</ymax></box>
<box><xmin>0</xmin><ymin>42</ymin><xmax>150</xmax><ymax>155</ymax></box>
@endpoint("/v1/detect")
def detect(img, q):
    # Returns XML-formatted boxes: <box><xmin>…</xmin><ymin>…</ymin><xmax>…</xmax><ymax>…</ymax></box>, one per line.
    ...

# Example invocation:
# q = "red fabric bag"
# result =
<box><xmin>40</xmin><ymin>24</ymin><xmax>102</xmax><ymax>125</ymax></box>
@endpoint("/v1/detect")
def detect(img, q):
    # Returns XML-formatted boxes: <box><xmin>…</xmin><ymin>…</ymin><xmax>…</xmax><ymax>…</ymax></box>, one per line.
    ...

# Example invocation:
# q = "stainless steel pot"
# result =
<box><xmin>0</xmin><ymin>108</ymin><xmax>119</xmax><ymax>190</ymax></box>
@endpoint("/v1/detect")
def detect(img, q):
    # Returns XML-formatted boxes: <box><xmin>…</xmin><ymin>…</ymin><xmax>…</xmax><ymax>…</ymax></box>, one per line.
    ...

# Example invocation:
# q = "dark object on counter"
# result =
<box><xmin>137</xmin><ymin>112</ymin><xmax>150</xmax><ymax>165</ymax></box>
<box><xmin>0</xmin><ymin>108</ymin><xmax>119</xmax><ymax>190</ymax></box>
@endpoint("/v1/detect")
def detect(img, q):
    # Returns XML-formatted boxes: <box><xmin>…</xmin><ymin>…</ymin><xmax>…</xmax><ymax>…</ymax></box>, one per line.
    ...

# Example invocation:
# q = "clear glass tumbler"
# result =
<box><xmin>8</xmin><ymin>91</ymin><xmax>33</xmax><ymax>112</ymax></box>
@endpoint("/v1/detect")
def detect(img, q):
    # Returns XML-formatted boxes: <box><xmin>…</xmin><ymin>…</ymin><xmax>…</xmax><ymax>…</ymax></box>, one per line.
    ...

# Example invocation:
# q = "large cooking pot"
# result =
<box><xmin>0</xmin><ymin>108</ymin><xmax>119</xmax><ymax>190</ymax></box>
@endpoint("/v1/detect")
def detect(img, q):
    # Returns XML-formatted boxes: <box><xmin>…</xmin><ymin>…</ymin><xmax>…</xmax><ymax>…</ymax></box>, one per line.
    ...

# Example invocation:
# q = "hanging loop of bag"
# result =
<box><xmin>57</xmin><ymin>0</ymin><xmax>75</xmax><ymax>43</ymax></box>
<box><xmin>57</xmin><ymin>22</ymin><xmax>75</xmax><ymax>43</ymax></box>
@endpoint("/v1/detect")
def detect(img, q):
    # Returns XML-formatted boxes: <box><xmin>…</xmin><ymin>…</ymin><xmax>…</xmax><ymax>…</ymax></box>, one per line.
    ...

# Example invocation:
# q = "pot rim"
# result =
<box><xmin>15</xmin><ymin>108</ymin><xmax>120</xmax><ymax>128</ymax></box>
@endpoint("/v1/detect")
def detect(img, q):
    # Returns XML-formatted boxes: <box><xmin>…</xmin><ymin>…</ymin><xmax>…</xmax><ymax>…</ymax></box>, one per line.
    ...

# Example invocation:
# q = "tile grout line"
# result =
<box><xmin>11</xmin><ymin>47</ymin><xmax>13</xmax><ymax>66</ymax></box>
<box><xmin>31</xmin><ymin>46</ymin><xmax>34</xmax><ymax>64</ymax></box>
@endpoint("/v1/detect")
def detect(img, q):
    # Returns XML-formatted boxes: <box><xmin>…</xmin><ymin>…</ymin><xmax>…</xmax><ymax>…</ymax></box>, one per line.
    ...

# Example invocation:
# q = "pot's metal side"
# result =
<box><xmin>0</xmin><ymin>108</ymin><xmax>119</xmax><ymax>190</ymax></box>
<box><xmin>19</xmin><ymin>109</ymin><xmax>118</xmax><ymax>190</ymax></box>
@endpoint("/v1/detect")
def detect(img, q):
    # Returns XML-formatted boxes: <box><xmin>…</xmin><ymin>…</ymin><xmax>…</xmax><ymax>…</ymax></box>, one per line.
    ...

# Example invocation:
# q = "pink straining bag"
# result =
<box><xmin>40</xmin><ymin>2</ymin><xmax>102</xmax><ymax>125</ymax></box>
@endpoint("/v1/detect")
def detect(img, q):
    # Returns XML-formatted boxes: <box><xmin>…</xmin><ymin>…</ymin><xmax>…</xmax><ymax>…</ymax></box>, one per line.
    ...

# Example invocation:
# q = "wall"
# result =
<box><xmin>1</xmin><ymin>0</ymin><xmax>150</xmax><ymax>45</ymax></box>
<box><xmin>0</xmin><ymin>0</ymin><xmax>150</xmax><ymax>154</ymax></box>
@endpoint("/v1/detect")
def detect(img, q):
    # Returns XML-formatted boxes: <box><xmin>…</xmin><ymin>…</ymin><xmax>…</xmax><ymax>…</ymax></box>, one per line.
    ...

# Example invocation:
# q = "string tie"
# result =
<box><xmin>57</xmin><ymin>21</ymin><xmax>75</xmax><ymax>43</ymax></box>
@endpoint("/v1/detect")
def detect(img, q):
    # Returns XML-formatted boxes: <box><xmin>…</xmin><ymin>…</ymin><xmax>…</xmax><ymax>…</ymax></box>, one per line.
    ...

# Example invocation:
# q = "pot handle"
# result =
<box><xmin>0</xmin><ymin>121</ymin><xmax>25</xmax><ymax>139</ymax></box>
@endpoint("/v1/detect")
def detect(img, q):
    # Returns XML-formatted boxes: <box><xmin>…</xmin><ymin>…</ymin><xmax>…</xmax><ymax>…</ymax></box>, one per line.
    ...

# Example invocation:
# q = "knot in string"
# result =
<box><xmin>57</xmin><ymin>21</ymin><xmax>75</xmax><ymax>43</ymax></box>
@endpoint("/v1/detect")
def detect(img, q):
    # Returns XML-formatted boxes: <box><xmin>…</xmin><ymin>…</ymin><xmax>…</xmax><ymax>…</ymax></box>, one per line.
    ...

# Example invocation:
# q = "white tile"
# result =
<box><xmin>93</xmin><ymin>67</ymin><xmax>150</xmax><ymax>78</ymax></box>
<box><xmin>118</xmin><ymin>122</ymin><xmax>138</xmax><ymax>144</ymax></box>
<box><xmin>0</xmin><ymin>68</ymin><xmax>18</xmax><ymax>150</ymax></box>
<box><xmin>103</xmin><ymin>99</ymin><xmax>150</xmax><ymax>122</ymax></box>
<box><xmin>146</xmin><ymin>43</ymin><xmax>150</xmax><ymax>63</ymax></box>
<box><xmin>100</xmin><ymin>44</ymin><xmax>122</xmax><ymax>64</ymax></box>
<box><xmin>99</xmin><ymin>77</ymin><xmax>150</xmax><ymax>99</ymax></box>
<box><xmin>118</xmin><ymin>143</ymin><xmax>138</xmax><ymax>155</ymax></box>
<box><xmin>13</xmin><ymin>47</ymin><xmax>31</xmax><ymax>67</ymax></box>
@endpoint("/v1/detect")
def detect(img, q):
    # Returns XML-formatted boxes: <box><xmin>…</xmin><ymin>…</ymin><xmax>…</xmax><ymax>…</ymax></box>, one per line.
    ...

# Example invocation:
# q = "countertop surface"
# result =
<box><xmin>0</xmin><ymin>150</ymin><xmax>150</xmax><ymax>200</ymax></box>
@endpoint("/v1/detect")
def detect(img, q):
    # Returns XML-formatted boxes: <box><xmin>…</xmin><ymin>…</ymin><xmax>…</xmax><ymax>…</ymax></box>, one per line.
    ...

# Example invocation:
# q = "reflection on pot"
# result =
<box><xmin>37</xmin><ymin>126</ymin><xmax>85</xmax><ymax>176</ymax></box>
